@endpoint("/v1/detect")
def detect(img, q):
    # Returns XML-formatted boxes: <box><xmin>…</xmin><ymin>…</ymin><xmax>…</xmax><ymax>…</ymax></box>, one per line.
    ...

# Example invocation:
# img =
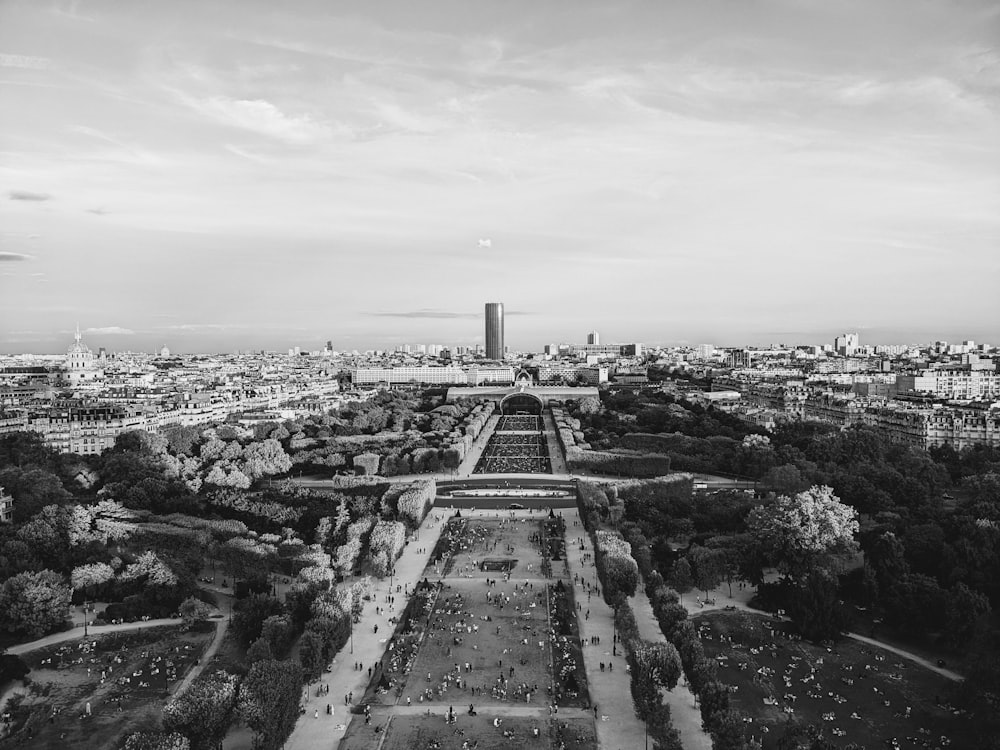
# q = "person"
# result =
<box><xmin>314</xmin><ymin>709</ymin><xmax>319</xmax><ymax>719</ymax></box>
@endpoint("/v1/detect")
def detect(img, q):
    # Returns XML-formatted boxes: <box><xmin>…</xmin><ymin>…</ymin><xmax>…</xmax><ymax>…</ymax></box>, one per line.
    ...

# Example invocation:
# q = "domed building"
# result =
<box><xmin>64</xmin><ymin>325</ymin><xmax>103</xmax><ymax>385</ymax></box>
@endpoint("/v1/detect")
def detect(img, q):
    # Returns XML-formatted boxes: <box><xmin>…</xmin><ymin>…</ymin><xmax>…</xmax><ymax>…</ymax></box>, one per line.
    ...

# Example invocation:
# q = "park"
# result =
<box><xmin>0</xmin><ymin>385</ymin><xmax>996</xmax><ymax>750</ymax></box>
<box><xmin>338</xmin><ymin>511</ymin><xmax>598</xmax><ymax>750</ymax></box>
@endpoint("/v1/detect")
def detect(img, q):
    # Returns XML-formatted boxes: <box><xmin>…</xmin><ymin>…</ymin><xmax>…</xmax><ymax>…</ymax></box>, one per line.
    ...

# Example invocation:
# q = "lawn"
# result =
<box><xmin>2</xmin><ymin>623</ymin><xmax>213</xmax><ymax>750</ymax></box>
<box><xmin>693</xmin><ymin>611</ymin><xmax>975</xmax><ymax>750</ymax></box>
<box><xmin>345</xmin><ymin>514</ymin><xmax>595</xmax><ymax>750</ymax></box>
<box><xmin>340</xmin><ymin>713</ymin><xmax>596</xmax><ymax>750</ymax></box>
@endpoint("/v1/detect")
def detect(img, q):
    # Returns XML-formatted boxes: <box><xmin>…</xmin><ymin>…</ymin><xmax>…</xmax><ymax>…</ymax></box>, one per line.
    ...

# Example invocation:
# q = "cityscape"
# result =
<box><xmin>1</xmin><ymin>2</ymin><xmax>999</xmax><ymax>750</ymax></box>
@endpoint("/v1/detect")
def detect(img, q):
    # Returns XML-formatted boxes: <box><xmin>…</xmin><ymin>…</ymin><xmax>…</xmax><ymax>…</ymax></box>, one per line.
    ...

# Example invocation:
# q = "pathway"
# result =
<box><xmin>455</xmin><ymin>413</ymin><xmax>501</xmax><ymax>476</ymax></box>
<box><xmin>7</xmin><ymin>618</ymin><xmax>184</xmax><ymax>656</ymax></box>
<box><xmin>172</xmin><ymin>614</ymin><xmax>231</xmax><ymax>697</ymax></box>
<box><xmin>280</xmin><ymin>511</ymin><xmax>449</xmax><ymax>750</ymax></box>
<box><xmin>683</xmin><ymin>585</ymin><xmax>964</xmax><ymax>682</ymax></box>
<box><xmin>541</xmin><ymin>410</ymin><xmax>568</xmax><ymax>474</ymax></box>
<box><xmin>563</xmin><ymin>510</ymin><xmax>650</xmax><ymax>750</ymax></box>
<box><xmin>631</xmin><ymin>585</ymin><xmax>712</xmax><ymax>750</ymax></box>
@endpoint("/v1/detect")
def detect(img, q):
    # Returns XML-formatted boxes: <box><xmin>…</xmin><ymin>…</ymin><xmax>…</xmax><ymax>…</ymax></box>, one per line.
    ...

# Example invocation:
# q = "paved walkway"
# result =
<box><xmin>564</xmin><ymin>511</ymin><xmax>649</xmax><ymax>750</ymax></box>
<box><xmin>281</xmin><ymin>512</ymin><xmax>449</xmax><ymax>750</ymax></box>
<box><xmin>173</xmin><ymin>614</ymin><xmax>230</xmax><ymax>697</ymax></box>
<box><xmin>456</xmin><ymin>413</ymin><xmax>501</xmax><ymax>476</ymax></box>
<box><xmin>631</xmin><ymin>585</ymin><xmax>712</xmax><ymax>750</ymax></box>
<box><xmin>7</xmin><ymin>618</ymin><xmax>184</xmax><ymax>655</ymax></box>
<box><xmin>541</xmin><ymin>410</ymin><xmax>568</xmax><ymax>474</ymax></box>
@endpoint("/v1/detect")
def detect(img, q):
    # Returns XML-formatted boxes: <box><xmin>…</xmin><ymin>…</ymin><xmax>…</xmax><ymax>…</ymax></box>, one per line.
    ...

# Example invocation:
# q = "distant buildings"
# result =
<box><xmin>897</xmin><ymin>370</ymin><xmax>1000</xmax><ymax>400</ymax></box>
<box><xmin>349</xmin><ymin>365</ymin><xmax>515</xmax><ymax>386</ymax></box>
<box><xmin>835</xmin><ymin>332</ymin><xmax>860</xmax><ymax>357</ymax></box>
<box><xmin>485</xmin><ymin>302</ymin><xmax>504</xmax><ymax>361</ymax></box>
<box><xmin>0</xmin><ymin>487</ymin><xmax>12</xmax><ymax>523</ymax></box>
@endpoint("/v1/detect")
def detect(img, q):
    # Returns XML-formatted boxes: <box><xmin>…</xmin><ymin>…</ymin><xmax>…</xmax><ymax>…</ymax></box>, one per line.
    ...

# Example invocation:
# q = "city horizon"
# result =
<box><xmin>2</xmin><ymin>0</ymin><xmax>998</xmax><ymax>354</ymax></box>
<box><xmin>0</xmin><ymin>320</ymin><xmax>993</xmax><ymax>357</ymax></box>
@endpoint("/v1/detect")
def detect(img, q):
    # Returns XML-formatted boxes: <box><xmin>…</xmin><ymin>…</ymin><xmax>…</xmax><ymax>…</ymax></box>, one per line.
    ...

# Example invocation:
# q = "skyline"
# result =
<box><xmin>2</xmin><ymin>0</ymin><xmax>999</xmax><ymax>353</ymax></box>
<box><xmin>0</xmin><ymin>318</ymin><xmax>991</xmax><ymax>356</ymax></box>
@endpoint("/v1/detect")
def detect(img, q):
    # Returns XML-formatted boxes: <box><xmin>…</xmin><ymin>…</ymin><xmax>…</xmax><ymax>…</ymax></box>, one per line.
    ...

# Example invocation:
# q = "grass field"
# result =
<box><xmin>693</xmin><ymin>611</ymin><xmax>975</xmax><ymax>750</ymax></box>
<box><xmin>2</xmin><ymin>623</ymin><xmax>213</xmax><ymax>750</ymax></box>
<box><xmin>340</xmin><ymin>713</ymin><xmax>597</xmax><ymax>750</ymax></box>
<box><xmin>344</xmin><ymin>514</ymin><xmax>594</xmax><ymax>750</ymax></box>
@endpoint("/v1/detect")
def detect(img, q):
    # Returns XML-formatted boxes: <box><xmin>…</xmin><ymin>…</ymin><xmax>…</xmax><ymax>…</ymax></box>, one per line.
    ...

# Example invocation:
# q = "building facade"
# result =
<box><xmin>485</xmin><ymin>302</ymin><xmax>504</xmax><ymax>361</ymax></box>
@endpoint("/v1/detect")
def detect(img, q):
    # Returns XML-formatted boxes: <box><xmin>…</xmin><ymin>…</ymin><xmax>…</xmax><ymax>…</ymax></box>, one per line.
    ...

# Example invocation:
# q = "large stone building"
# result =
<box><xmin>64</xmin><ymin>326</ymin><xmax>103</xmax><ymax>386</ymax></box>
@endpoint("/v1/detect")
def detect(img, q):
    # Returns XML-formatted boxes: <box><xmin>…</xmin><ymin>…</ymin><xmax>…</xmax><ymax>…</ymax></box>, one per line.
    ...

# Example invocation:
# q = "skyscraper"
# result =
<box><xmin>587</xmin><ymin>330</ymin><xmax>600</xmax><ymax>345</ymax></box>
<box><xmin>485</xmin><ymin>302</ymin><xmax>504</xmax><ymax>360</ymax></box>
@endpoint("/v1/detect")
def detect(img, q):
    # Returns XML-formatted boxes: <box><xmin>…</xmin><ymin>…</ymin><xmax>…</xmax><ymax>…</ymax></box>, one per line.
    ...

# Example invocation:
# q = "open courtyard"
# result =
<box><xmin>341</xmin><ymin>512</ymin><xmax>595</xmax><ymax>750</ymax></box>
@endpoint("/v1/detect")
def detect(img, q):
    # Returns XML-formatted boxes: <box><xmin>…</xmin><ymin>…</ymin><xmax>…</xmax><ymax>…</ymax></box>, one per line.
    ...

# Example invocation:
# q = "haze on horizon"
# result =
<box><xmin>1</xmin><ymin>0</ymin><xmax>998</xmax><ymax>355</ymax></box>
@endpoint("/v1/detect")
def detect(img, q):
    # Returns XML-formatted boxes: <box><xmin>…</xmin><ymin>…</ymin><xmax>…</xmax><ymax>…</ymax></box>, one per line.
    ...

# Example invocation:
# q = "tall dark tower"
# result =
<box><xmin>484</xmin><ymin>302</ymin><xmax>504</xmax><ymax>360</ymax></box>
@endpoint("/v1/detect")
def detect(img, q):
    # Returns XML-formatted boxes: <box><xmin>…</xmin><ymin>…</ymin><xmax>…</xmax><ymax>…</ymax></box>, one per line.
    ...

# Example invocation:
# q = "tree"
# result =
<box><xmin>298</xmin><ymin>630</ymin><xmax>325</xmax><ymax>682</ymax></box>
<box><xmin>0</xmin><ymin>569</ymin><xmax>72</xmax><ymax>637</ymax></box>
<box><xmin>0</xmin><ymin>652</ymin><xmax>29</xmax><ymax>687</ymax></box>
<box><xmin>634</xmin><ymin>641</ymin><xmax>682</xmax><ymax>690</ymax></box>
<box><xmin>668</xmin><ymin>558</ymin><xmax>694</xmax><ymax>600</ymax></box>
<box><xmin>787</xmin><ymin>570</ymin><xmax>852</xmax><ymax>642</ymax></box>
<box><xmin>260</xmin><ymin>614</ymin><xmax>295</xmax><ymax>657</ymax></box>
<box><xmin>944</xmin><ymin>583</ymin><xmax>991</xmax><ymax>650</ymax></box>
<box><xmin>352</xmin><ymin>452</ymin><xmax>380</xmax><ymax>476</ymax></box>
<box><xmin>123</xmin><ymin>732</ymin><xmax>191</xmax><ymax>750</ymax></box>
<box><xmin>241</xmin><ymin>439</ymin><xmax>292</xmax><ymax>480</ymax></box>
<box><xmin>239</xmin><ymin>660</ymin><xmax>303</xmax><ymax>750</ymax></box>
<box><xmin>162</xmin><ymin>671</ymin><xmax>238</xmax><ymax>750</ymax></box>
<box><xmin>708</xmin><ymin>709</ymin><xmax>752</xmax><ymax>750</ymax></box>
<box><xmin>699</xmin><ymin>680</ymin><xmax>731</xmax><ymax>727</ymax></box>
<box><xmin>231</xmin><ymin>594</ymin><xmax>284</xmax><ymax>648</ymax></box>
<box><xmin>0</xmin><ymin>467</ymin><xmax>71</xmax><ymax>523</ymax></box>
<box><xmin>178</xmin><ymin>596</ymin><xmax>214</xmax><ymax>624</ymax></box>
<box><xmin>688</xmin><ymin>545</ymin><xmax>726</xmax><ymax>597</ymax></box>
<box><xmin>746</xmin><ymin>486</ymin><xmax>859</xmax><ymax>577</ymax></box>
<box><xmin>868</xmin><ymin>531</ymin><xmax>909</xmax><ymax>592</ymax></box>
<box><xmin>246</xmin><ymin>637</ymin><xmax>273</xmax><ymax>664</ymax></box>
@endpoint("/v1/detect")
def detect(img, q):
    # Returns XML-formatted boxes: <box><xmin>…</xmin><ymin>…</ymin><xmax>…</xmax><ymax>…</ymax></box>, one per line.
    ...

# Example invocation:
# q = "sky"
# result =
<box><xmin>1</xmin><ymin>0</ymin><xmax>998</xmax><ymax>354</ymax></box>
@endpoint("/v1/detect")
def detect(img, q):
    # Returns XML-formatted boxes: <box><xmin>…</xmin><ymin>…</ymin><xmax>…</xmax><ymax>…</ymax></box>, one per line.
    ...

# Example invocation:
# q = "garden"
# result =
<box><xmin>694</xmin><ymin>610</ymin><xmax>977</xmax><ymax>749</ymax></box>
<box><xmin>344</xmin><ymin>513</ymin><xmax>594</xmax><ymax>750</ymax></box>
<box><xmin>1</xmin><ymin>624</ymin><xmax>213</xmax><ymax>750</ymax></box>
<box><xmin>475</xmin><ymin>433</ymin><xmax>552</xmax><ymax>475</ymax></box>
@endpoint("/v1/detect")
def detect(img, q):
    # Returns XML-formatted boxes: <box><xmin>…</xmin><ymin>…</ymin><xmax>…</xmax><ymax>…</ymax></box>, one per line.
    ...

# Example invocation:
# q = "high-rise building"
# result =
<box><xmin>834</xmin><ymin>333</ymin><xmax>859</xmax><ymax>357</ymax></box>
<box><xmin>485</xmin><ymin>302</ymin><xmax>504</xmax><ymax>360</ymax></box>
<box><xmin>587</xmin><ymin>331</ymin><xmax>600</xmax><ymax>345</ymax></box>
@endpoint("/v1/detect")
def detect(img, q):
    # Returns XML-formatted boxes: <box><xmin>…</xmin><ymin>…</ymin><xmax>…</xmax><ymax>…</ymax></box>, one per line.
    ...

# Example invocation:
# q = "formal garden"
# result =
<box><xmin>340</xmin><ymin>713</ymin><xmax>597</xmax><ymax>750</ymax></box>
<box><xmin>341</xmin><ymin>513</ymin><xmax>594</xmax><ymax>750</ymax></box>
<box><xmin>475</xmin><ymin>425</ymin><xmax>552</xmax><ymax>475</ymax></box>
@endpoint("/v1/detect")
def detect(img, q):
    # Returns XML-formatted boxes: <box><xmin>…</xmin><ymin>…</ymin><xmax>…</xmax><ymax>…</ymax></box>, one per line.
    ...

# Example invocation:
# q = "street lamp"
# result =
<box><xmin>83</xmin><ymin>601</ymin><xmax>89</xmax><ymax>637</ymax></box>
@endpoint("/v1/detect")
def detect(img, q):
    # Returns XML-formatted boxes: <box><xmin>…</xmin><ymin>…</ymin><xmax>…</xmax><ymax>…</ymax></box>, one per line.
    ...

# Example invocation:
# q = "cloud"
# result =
<box><xmin>84</xmin><ymin>326</ymin><xmax>135</xmax><ymax>335</ymax></box>
<box><xmin>9</xmin><ymin>190</ymin><xmax>51</xmax><ymax>201</ymax></box>
<box><xmin>368</xmin><ymin>310</ymin><xmax>480</xmax><ymax>319</ymax></box>
<box><xmin>184</xmin><ymin>96</ymin><xmax>332</xmax><ymax>144</ymax></box>
<box><xmin>367</xmin><ymin>309</ymin><xmax>533</xmax><ymax>319</ymax></box>
<box><xmin>0</xmin><ymin>53</ymin><xmax>51</xmax><ymax>70</ymax></box>
<box><xmin>0</xmin><ymin>252</ymin><xmax>31</xmax><ymax>262</ymax></box>
<box><xmin>162</xmin><ymin>323</ymin><xmax>249</xmax><ymax>332</ymax></box>
<box><xmin>87</xmin><ymin>208</ymin><xmax>109</xmax><ymax>215</ymax></box>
